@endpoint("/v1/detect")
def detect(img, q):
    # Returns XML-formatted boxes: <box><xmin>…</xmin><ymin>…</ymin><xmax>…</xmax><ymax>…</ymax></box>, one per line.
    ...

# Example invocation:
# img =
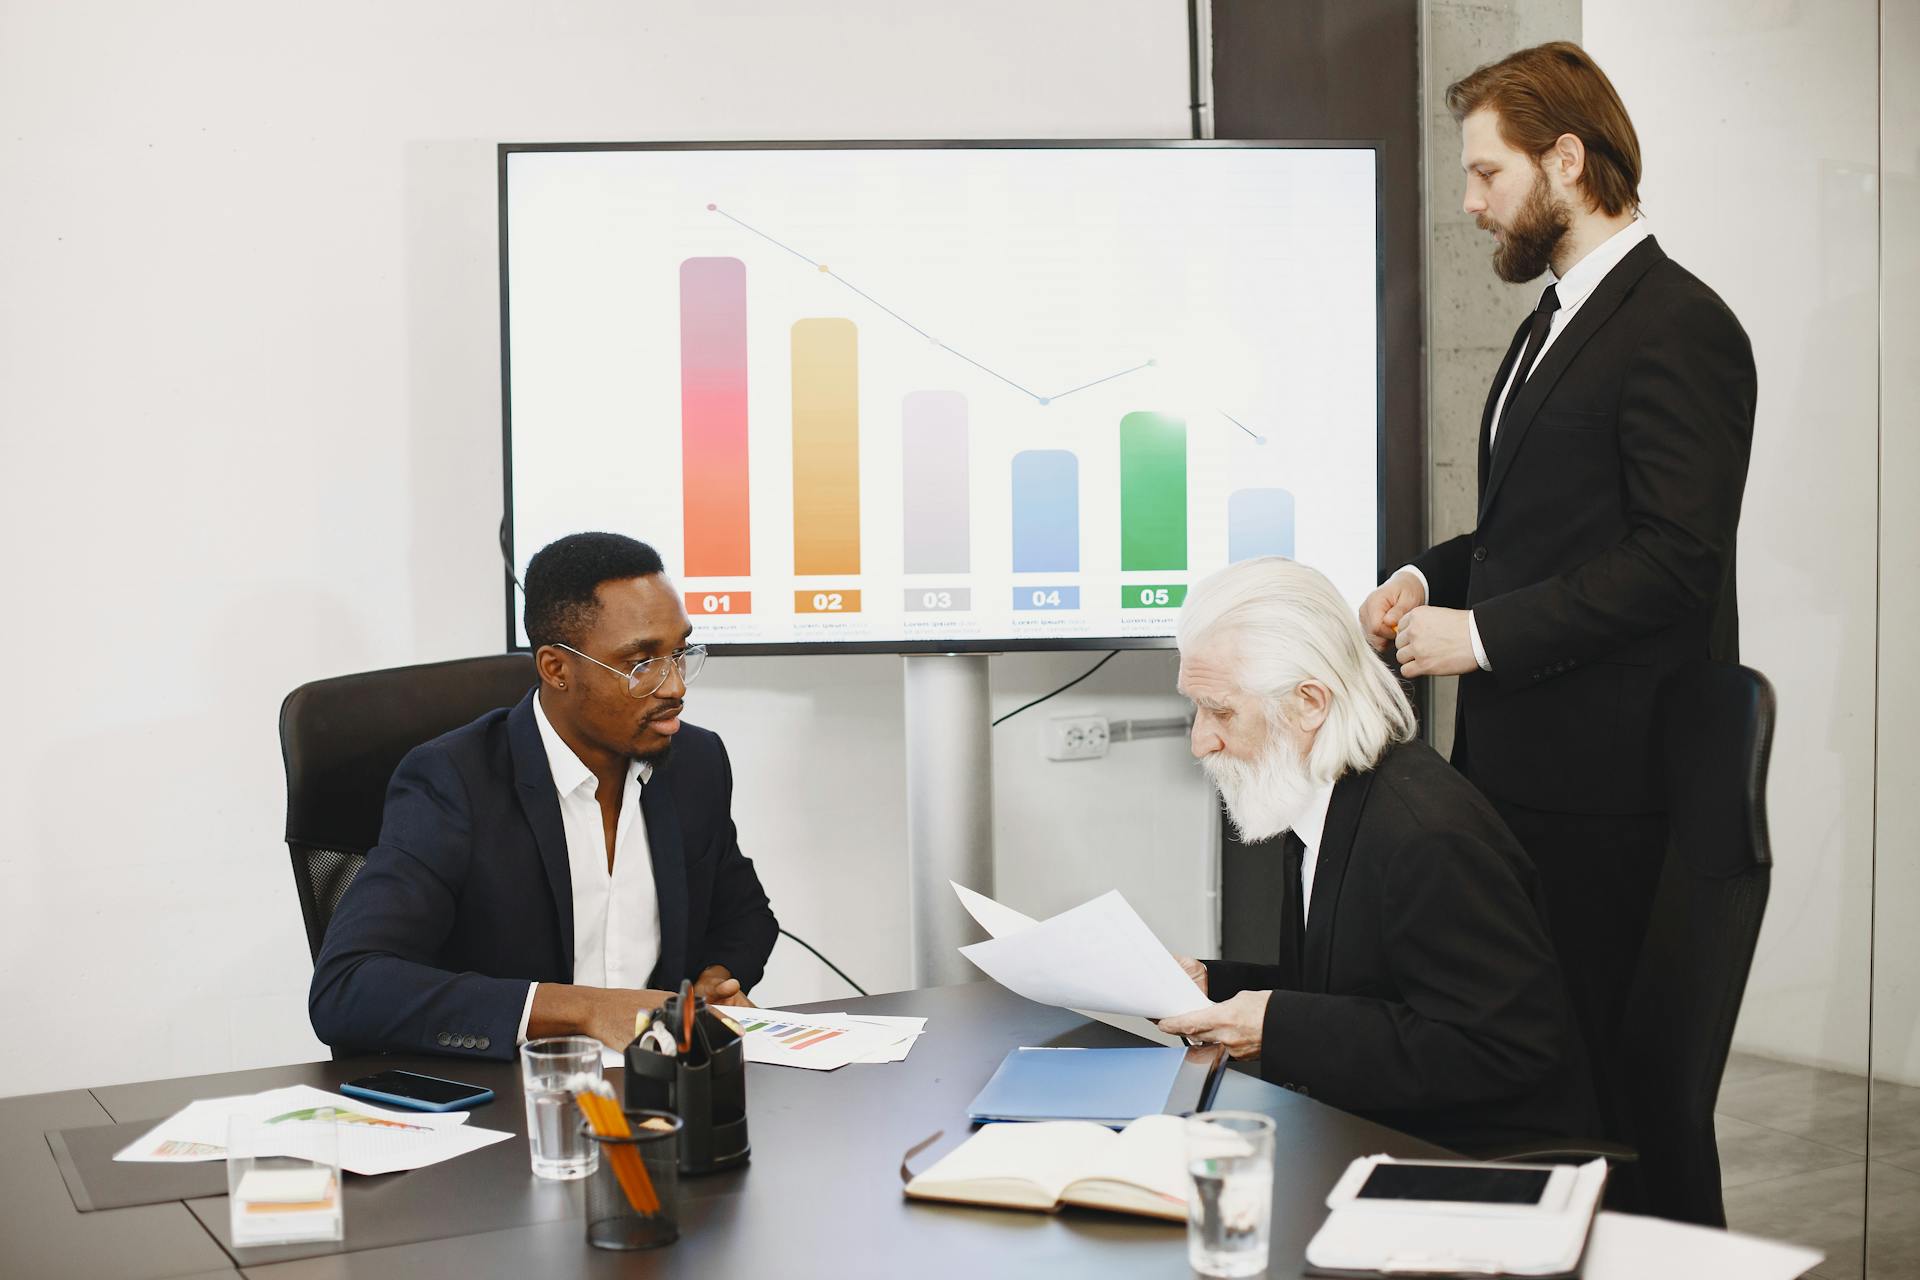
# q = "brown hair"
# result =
<box><xmin>1447</xmin><ymin>41</ymin><xmax>1642</xmax><ymax>217</ymax></box>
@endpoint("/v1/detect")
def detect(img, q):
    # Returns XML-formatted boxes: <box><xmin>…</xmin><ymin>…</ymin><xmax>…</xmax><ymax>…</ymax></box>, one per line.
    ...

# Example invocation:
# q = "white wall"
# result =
<box><xmin>0</xmin><ymin>0</ymin><xmax>1204</xmax><ymax>1098</ymax></box>
<box><xmin>1585</xmin><ymin>2</ymin><xmax>1881</xmax><ymax>1074</ymax></box>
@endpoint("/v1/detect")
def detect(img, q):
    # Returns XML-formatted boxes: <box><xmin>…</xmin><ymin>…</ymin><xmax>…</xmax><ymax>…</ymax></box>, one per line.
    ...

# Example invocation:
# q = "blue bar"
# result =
<box><xmin>1227</xmin><ymin>488</ymin><xmax>1296</xmax><ymax>561</ymax></box>
<box><xmin>1011</xmin><ymin>450</ymin><xmax>1079</xmax><ymax>572</ymax></box>
<box><xmin>1012</xmin><ymin>586</ymin><xmax>1081</xmax><ymax>611</ymax></box>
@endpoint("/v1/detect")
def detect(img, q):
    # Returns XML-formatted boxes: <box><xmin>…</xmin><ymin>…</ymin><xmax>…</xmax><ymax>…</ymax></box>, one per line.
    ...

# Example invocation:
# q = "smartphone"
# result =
<box><xmin>1326</xmin><ymin>1157</ymin><xmax>1575</xmax><ymax>1215</ymax></box>
<box><xmin>340</xmin><ymin>1069</ymin><xmax>495</xmax><ymax>1112</ymax></box>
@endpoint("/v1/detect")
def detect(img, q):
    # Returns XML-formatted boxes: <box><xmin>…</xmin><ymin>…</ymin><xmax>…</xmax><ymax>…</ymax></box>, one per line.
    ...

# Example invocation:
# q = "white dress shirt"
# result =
<box><xmin>1402</xmin><ymin>217</ymin><xmax>1652</xmax><ymax>671</ymax></box>
<box><xmin>1292</xmin><ymin>780</ymin><xmax>1338</xmax><ymax>926</ymax></box>
<box><xmin>516</xmin><ymin>694</ymin><xmax>661</xmax><ymax>1043</ymax></box>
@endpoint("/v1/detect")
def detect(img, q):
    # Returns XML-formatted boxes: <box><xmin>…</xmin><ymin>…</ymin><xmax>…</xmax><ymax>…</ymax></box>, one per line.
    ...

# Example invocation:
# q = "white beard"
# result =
<box><xmin>1201</xmin><ymin>732</ymin><xmax>1319</xmax><ymax>843</ymax></box>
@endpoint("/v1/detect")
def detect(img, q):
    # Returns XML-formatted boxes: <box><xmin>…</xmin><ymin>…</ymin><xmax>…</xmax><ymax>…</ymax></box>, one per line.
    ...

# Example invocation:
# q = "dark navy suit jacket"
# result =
<box><xmin>308</xmin><ymin>691</ymin><xmax>779</xmax><ymax>1061</ymax></box>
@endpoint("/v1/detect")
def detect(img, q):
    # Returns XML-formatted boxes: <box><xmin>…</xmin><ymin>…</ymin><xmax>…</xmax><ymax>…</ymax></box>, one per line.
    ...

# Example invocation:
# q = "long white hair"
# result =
<box><xmin>1177</xmin><ymin>557</ymin><xmax>1417</xmax><ymax>783</ymax></box>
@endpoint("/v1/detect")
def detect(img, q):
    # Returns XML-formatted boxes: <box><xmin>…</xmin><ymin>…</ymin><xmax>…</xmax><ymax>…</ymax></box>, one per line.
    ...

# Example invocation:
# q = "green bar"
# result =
<box><xmin>1122</xmin><ymin>584</ymin><xmax>1188</xmax><ymax>609</ymax></box>
<box><xmin>1120</xmin><ymin>412</ymin><xmax>1187</xmax><ymax>571</ymax></box>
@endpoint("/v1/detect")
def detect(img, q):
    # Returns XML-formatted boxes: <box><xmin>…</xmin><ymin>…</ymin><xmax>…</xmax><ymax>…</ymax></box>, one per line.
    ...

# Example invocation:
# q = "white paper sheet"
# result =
<box><xmin>953</xmin><ymin>885</ymin><xmax>1208</xmax><ymax>1020</ymax></box>
<box><xmin>1585</xmin><ymin>1211</ymin><xmax>1823</xmax><ymax>1279</ymax></box>
<box><xmin>840</xmin><ymin>1014</ymin><xmax>927</xmax><ymax>1063</ymax></box>
<box><xmin>113</xmin><ymin>1084</ymin><xmax>512</xmax><ymax>1176</ymax></box>
<box><xmin>952</xmin><ymin>881</ymin><xmax>1039</xmax><ymax>938</ymax></box>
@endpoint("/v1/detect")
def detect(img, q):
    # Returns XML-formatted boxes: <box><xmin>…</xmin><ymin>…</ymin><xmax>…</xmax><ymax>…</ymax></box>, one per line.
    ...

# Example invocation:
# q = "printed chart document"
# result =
<box><xmin>733</xmin><ymin>1009</ymin><xmax>923</xmax><ymax>1070</ymax></box>
<box><xmin>952</xmin><ymin>883</ymin><xmax>1206</xmax><ymax>1020</ymax></box>
<box><xmin>114</xmin><ymin>1084</ymin><xmax>511</xmax><ymax>1176</ymax></box>
<box><xmin>600</xmin><ymin>1011</ymin><xmax>927</xmax><ymax>1070</ymax></box>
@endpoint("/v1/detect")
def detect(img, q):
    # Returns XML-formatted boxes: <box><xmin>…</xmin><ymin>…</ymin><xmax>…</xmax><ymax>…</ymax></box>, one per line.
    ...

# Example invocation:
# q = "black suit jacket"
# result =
<box><xmin>309</xmin><ymin>692</ymin><xmax>779</xmax><ymax>1061</ymax></box>
<box><xmin>1413</xmin><ymin>236</ymin><xmax>1756</xmax><ymax>814</ymax></box>
<box><xmin>1206</xmin><ymin>740</ymin><xmax>1597</xmax><ymax>1153</ymax></box>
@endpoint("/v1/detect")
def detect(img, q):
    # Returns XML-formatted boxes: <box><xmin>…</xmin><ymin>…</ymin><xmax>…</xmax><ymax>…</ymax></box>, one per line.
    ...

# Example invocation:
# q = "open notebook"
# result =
<box><xmin>904</xmin><ymin>1113</ymin><xmax>1188</xmax><ymax>1222</ymax></box>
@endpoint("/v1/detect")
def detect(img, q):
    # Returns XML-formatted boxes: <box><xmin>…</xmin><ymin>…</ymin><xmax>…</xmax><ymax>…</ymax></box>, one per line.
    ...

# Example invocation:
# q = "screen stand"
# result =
<box><xmin>903</xmin><ymin>654</ymin><xmax>994</xmax><ymax>987</ymax></box>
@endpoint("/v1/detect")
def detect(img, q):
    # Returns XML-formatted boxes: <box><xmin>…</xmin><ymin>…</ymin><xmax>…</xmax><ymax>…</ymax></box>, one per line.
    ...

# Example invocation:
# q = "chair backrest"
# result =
<box><xmin>279</xmin><ymin>653</ymin><xmax>536</xmax><ymax>960</ymax></box>
<box><xmin>1618</xmin><ymin>660</ymin><xmax>1775</xmax><ymax>1227</ymax></box>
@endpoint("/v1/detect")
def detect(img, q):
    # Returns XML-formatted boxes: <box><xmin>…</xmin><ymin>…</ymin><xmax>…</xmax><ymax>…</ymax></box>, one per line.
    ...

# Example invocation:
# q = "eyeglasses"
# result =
<box><xmin>556</xmin><ymin>643</ymin><xmax>708</xmax><ymax>699</ymax></box>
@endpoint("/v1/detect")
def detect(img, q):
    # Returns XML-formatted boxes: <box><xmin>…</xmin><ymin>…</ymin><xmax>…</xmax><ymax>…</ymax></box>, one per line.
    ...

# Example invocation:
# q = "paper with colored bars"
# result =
<box><xmin>113</xmin><ymin>1084</ymin><xmax>512</xmax><ymax>1176</ymax></box>
<box><xmin>734</xmin><ymin>1010</ymin><xmax>926</xmax><ymax>1071</ymax></box>
<box><xmin>953</xmin><ymin>882</ymin><xmax>1207</xmax><ymax>1020</ymax></box>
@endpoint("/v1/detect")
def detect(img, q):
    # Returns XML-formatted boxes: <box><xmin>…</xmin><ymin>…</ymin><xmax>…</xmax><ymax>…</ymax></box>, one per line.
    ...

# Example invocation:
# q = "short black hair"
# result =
<box><xmin>523</xmin><ymin>532</ymin><xmax>666</xmax><ymax>650</ymax></box>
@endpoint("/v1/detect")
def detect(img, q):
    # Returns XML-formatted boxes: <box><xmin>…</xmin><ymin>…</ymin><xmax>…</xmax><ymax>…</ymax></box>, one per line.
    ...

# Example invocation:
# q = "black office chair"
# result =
<box><xmin>1611</xmin><ymin>659</ymin><xmax>1775</xmax><ymax>1226</ymax></box>
<box><xmin>279</xmin><ymin>653</ymin><xmax>536</xmax><ymax>961</ymax></box>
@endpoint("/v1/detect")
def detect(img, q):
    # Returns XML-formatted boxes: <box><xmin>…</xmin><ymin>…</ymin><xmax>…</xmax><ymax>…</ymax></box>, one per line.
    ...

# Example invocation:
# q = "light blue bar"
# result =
<box><xmin>1227</xmin><ymin>488</ymin><xmax>1296</xmax><ymax>561</ymax></box>
<box><xmin>1011</xmin><ymin>450</ymin><xmax>1079</xmax><ymax>572</ymax></box>
<box><xmin>1012</xmin><ymin>586</ymin><xmax>1081</xmax><ymax>611</ymax></box>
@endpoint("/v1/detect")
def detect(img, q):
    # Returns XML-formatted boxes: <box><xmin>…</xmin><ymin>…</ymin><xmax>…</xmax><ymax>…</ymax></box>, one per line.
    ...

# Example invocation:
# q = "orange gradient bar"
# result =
<box><xmin>791</xmin><ymin>318</ymin><xmax>861</xmax><ymax>575</ymax></box>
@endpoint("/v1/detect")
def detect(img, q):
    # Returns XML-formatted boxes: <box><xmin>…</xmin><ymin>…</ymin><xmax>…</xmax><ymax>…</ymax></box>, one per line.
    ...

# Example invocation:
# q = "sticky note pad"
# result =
<box><xmin>235</xmin><ymin>1167</ymin><xmax>334</xmax><ymax>1205</ymax></box>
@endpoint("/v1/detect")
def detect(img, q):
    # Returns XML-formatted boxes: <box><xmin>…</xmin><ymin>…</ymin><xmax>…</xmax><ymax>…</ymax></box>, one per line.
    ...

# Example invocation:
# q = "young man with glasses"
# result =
<box><xmin>309</xmin><ymin>532</ymin><xmax>779</xmax><ymax>1060</ymax></box>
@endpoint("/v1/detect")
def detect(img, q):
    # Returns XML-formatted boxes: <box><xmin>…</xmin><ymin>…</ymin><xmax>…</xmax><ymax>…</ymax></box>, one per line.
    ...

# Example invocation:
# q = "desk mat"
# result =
<box><xmin>46</xmin><ymin>1119</ymin><xmax>228</xmax><ymax>1212</ymax></box>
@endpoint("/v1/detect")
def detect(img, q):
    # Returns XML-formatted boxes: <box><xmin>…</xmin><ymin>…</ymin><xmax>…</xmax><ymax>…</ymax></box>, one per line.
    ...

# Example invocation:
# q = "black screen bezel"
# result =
<box><xmin>1356</xmin><ymin>1163</ymin><xmax>1554</xmax><ymax>1205</ymax></box>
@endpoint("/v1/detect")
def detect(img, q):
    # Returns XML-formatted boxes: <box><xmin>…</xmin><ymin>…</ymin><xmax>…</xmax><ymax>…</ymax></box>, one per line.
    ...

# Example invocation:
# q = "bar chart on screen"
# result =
<box><xmin>504</xmin><ymin>144</ymin><xmax>1379</xmax><ymax>649</ymax></box>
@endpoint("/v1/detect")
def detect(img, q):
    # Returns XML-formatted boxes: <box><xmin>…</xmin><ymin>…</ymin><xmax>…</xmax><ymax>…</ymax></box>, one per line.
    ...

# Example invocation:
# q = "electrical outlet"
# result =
<box><xmin>1043</xmin><ymin>715</ymin><xmax>1110</xmax><ymax>761</ymax></box>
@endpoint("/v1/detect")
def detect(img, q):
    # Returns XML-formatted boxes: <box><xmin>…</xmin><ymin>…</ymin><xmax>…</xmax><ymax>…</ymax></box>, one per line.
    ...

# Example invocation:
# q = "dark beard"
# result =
<box><xmin>1488</xmin><ymin>167</ymin><xmax>1570</xmax><ymax>284</ymax></box>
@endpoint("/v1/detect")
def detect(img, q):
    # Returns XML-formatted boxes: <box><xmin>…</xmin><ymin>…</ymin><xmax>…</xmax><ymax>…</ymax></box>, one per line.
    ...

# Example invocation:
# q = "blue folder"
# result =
<box><xmin>966</xmin><ymin>1046</ymin><xmax>1222</xmax><ymax>1127</ymax></box>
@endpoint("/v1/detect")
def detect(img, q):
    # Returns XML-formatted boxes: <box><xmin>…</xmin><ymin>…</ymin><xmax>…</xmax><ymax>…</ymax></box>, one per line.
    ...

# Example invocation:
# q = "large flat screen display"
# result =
<box><xmin>501</xmin><ymin>141</ymin><xmax>1380</xmax><ymax>653</ymax></box>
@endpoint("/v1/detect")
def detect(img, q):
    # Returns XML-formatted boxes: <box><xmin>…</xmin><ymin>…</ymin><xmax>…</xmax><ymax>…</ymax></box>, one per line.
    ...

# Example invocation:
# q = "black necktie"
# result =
<box><xmin>1276</xmin><ymin>831</ymin><xmax>1307</xmax><ymax>990</ymax></box>
<box><xmin>1493</xmin><ymin>283</ymin><xmax>1562</xmax><ymax>449</ymax></box>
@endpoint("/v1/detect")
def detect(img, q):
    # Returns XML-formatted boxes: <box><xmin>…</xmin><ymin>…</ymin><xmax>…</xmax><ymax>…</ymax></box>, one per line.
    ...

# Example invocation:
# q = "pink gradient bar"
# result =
<box><xmin>680</xmin><ymin>257</ymin><xmax>751</xmax><ymax>577</ymax></box>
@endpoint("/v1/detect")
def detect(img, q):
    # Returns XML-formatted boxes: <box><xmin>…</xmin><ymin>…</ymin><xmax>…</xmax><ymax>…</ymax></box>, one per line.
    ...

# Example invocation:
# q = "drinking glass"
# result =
<box><xmin>519</xmin><ymin>1036</ymin><xmax>603</xmax><ymax>1180</ymax></box>
<box><xmin>1186</xmin><ymin>1110</ymin><xmax>1276</xmax><ymax>1278</ymax></box>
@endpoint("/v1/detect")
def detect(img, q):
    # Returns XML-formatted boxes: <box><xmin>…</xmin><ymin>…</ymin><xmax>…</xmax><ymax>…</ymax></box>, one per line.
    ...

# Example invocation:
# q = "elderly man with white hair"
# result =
<box><xmin>1158</xmin><ymin>557</ymin><xmax>1597</xmax><ymax>1153</ymax></box>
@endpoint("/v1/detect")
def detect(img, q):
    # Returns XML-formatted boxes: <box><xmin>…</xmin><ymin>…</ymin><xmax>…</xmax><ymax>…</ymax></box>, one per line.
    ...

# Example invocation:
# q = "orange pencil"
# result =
<box><xmin>582</xmin><ymin>1093</ymin><xmax>658</xmax><ymax>1214</ymax></box>
<box><xmin>574</xmin><ymin>1090</ymin><xmax>660</xmax><ymax>1214</ymax></box>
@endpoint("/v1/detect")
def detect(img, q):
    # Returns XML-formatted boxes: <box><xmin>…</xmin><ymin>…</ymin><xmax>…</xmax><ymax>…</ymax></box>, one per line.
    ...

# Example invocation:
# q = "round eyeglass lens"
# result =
<box><xmin>630</xmin><ymin>646</ymin><xmax>707</xmax><ymax>697</ymax></box>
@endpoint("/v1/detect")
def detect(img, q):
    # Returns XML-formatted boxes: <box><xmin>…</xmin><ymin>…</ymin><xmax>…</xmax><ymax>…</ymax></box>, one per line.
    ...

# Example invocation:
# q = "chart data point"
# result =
<box><xmin>1256</xmin><ymin>436</ymin><xmax>1269</xmax><ymax>445</ymax></box>
<box><xmin>818</xmin><ymin>264</ymin><xmax>830</xmax><ymax>273</ymax></box>
<box><xmin>1037</xmin><ymin>397</ymin><xmax>1051</xmax><ymax>406</ymax></box>
<box><xmin>706</xmin><ymin>203</ymin><xmax>717</xmax><ymax>211</ymax></box>
<box><xmin>1146</xmin><ymin>358</ymin><xmax>1158</xmax><ymax>367</ymax></box>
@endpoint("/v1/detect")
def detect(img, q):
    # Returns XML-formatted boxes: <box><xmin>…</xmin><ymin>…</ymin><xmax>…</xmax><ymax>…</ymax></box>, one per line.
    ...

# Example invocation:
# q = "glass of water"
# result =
<box><xmin>520</xmin><ymin>1036</ymin><xmax>604</xmax><ymax>1180</ymax></box>
<box><xmin>1186</xmin><ymin>1110</ymin><xmax>1277</xmax><ymax>1278</ymax></box>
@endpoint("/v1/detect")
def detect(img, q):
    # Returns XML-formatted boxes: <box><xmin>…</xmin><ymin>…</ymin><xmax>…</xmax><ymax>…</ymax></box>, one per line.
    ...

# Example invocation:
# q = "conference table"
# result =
<box><xmin>9</xmin><ymin>982</ymin><xmax>1450</xmax><ymax>1278</ymax></box>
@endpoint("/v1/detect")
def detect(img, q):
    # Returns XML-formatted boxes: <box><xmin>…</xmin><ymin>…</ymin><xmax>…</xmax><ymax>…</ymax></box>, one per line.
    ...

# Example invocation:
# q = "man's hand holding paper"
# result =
<box><xmin>1157</xmin><ymin>989</ymin><xmax>1269</xmax><ymax>1060</ymax></box>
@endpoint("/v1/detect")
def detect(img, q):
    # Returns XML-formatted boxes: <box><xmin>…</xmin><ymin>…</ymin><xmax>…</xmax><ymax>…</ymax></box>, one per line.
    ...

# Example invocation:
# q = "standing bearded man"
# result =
<box><xmin>1359</xmin><ymin>42</ymin><xmax>1756</xmax><ymax>1131</ymax></box>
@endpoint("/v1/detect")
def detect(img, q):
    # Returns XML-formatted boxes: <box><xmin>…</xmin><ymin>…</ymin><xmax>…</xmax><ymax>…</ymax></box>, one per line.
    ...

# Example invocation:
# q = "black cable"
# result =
<box><xmin>990</xmin><ymin>650</ymin><xmax>1120</xmax><ymax>727</ymax></box>
<box><xmin>1186</xmin><ymin>0</ymin><xmax>1206</xmax><ymax>139</ymax></box>
<box><xmin>498</xmin><ymin>516</ymin><xmax>525</xmax><ymax>593</ymax></box>
<box><xmin>778</xmin><ymin>927</ymin><xmax>868</xmax><ymax>997</ymax></box>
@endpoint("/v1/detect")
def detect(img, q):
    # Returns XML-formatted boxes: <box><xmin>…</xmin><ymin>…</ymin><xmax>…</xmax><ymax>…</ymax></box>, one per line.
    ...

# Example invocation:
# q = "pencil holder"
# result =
<box><xmin>624</xmin><ymin>993</ymin><xmax>750</xmax><ymax>1175</ymax></box>
<box><xmin>581</xmin><ymin>1109</ymin><xmax>681</xmax><ymax>1251</ymax></box>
